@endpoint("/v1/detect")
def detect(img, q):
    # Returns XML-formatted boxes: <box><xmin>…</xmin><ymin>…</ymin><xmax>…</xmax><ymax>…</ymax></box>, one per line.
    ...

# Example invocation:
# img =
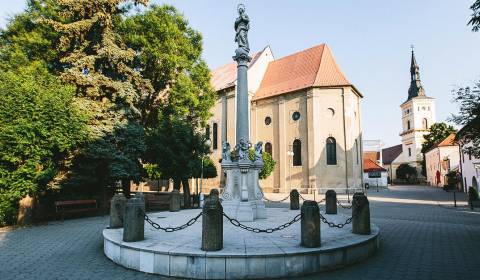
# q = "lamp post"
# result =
<box><xmin>287</xmin><ymin>150</ymin><xmax>294</xmax><ymax>192</ymax></box>
<box><xmin>199</xmin><ymin>139</ymin><xmax>211</xmax><ymax>207</ymax></box>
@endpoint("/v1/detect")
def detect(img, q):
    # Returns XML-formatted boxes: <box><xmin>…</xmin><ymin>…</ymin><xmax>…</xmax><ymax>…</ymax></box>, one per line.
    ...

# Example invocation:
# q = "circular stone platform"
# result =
<box><xmin>103</xmin><ymin>208</ymin><xmax>379</xmax><ymax>279</ymax></box>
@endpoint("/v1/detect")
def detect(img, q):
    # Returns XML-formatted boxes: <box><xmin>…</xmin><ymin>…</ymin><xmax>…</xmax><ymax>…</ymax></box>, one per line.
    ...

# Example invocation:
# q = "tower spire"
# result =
<box><xmin>408</xmin><ymin>47</ymin><xmax>425</xmax><ymax>100</ymax></box>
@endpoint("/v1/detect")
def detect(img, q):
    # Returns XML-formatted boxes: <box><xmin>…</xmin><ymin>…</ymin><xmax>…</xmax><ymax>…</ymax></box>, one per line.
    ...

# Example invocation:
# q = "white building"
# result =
<box><xmin>424</xmin><ymin>134</ymin><xmax>460</xmax><ymax>187</ymax></box>
<box><xmin>458</xmin><ymin>132</ymin><xmax>480</xmax><ymax>194</ymax></box>
<box><xmin>363</xmin><ymin>158</ymin><xmax>388</xmax><ymax>188</ymax></box>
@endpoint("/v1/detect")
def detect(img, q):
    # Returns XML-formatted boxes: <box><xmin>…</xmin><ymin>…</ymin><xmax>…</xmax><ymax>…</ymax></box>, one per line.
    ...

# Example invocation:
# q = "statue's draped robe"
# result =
<box><xmin>235</xmin><ymin>14</ymin><xmax>250</xmax><ymax>51</ymax></box>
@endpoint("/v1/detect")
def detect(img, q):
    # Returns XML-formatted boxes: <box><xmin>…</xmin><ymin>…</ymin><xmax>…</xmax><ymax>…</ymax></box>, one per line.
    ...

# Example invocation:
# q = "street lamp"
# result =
<box><xmin>287</xmin><ymin>150</ymin><xmax>294</xmax><ymax>192</ymax></box>
<box><xmin>199</xmin><ymin>138</ymin><xmax>211</xmax><ymax>207</ymax></box>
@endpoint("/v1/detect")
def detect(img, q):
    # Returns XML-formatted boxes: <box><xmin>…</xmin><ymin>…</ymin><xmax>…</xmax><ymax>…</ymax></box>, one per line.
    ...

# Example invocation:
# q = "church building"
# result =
<box><xmin>382</xmin><ymin>50</ymin><xmax>436</xmax><ymax>181</ymax></box>
<box><xmin>206</xmin><ymin>44</ymin><xmax>364</xmax><ymax>194</ymax></box>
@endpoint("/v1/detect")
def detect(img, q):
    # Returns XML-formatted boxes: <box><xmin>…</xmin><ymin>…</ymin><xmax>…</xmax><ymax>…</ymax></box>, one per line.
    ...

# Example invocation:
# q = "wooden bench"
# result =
<box><xmin>55</xmin><ymin>199</ymin><xmax>98</xmax><ymax>220</ymax></box>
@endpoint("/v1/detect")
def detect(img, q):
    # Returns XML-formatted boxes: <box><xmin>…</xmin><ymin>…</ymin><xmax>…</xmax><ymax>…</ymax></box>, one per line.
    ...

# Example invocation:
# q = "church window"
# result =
<box><xmin>408</xmin><ymin>148</ymin><xmax>412</xmax><ymax>157</ymax></box>
<box><xmin>407</xmin><ymin>121</ymin><xmax>411</xmax><ymax>130</ymax></box>
<box><xmin>327</xmin><ymin>108</ymin><xmax>335</xmax><ymax>117</ymax></box>
<box><xmin>212</xmin><ymin>123</ymin><xmax>218</xmax><ymax>150</ymax></box>
<box><xmin>292</xmin><ymin>111</ymin><xmax>301</xmax><ymax>121</ymax></box>
<box><xmin>265</xmin><ymin>142</ymin><xmax>272</xmax><ymax>155</ymax></box>
<box><xmin>264</xmin><ymin>116</ymin><xmax>272</xmax><ymax>125</ymax></box>
<box><xmin>422</xmin><ymin>118</ymin><xmax>428</xmax><ymax>129</ymax></box>
<box><xmin>292</xmin><ymin>139</ymin><xmax>302</xmax><ymax>166</ymax></box>
<box><xmin>326</xmin><ymin>137</ymin><xmax>337</xmax><ymax>165</ymax></box>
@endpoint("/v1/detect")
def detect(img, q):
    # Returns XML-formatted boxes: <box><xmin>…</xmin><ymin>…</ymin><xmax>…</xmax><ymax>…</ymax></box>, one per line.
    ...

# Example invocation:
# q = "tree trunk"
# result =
<box><xmin>173</xmin><ymin>178</ymin><xmax>181</xmax><ymax>190</ymax></box>
<box><xmin>122</xmin><ymin>179</ymin><xmax>131</xmax><ymax>199</ymax></box>
<box><xmin>182</xmin><ymin>178</ymin><xmax>191</xmax><ymax>209</ymax></box>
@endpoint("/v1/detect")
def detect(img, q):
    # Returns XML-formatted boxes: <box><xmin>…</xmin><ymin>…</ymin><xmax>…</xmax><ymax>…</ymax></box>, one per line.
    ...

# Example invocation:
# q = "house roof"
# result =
<box><xmin>210</xmin><ymin>51</ymin><xmax>263</xmax><ymax>91</ymax></box>
<box><xmin>363</xmin><ymin>151</ymin><xmax>380</xmax><ymax>162</ymax></box>
<box><xmin>382</xmin><ymin>144</ymin><xmax>403</xmax><ymax>165</ymax></box>
<box><xmin>253</xmin><ymin>44</ymin><xmax>351</xmax><ymax>101</ymax></box>
<box><xmin>426</xmin><ymin>133</ymin><xmax>458</xmax><ymax>153</ymax></box>
<box><xmin>363</xmin><ymin>158</ymin><xmax>387</xmax><ymax>172</ymax></box>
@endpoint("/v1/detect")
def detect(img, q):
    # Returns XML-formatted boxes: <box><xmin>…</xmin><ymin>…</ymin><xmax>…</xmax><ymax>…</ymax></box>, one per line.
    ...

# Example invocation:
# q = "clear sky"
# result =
<box><xmin>1</xmin><ymin>0</ymin><xmax>479</xmax><ymax>148</ymax></box>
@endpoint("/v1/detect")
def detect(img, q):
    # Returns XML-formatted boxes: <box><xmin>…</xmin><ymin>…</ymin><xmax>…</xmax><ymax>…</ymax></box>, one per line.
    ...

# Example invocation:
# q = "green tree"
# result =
<box><xmin>259</xmin><ymin>152</ymin><xmax>276</xmax><ymax>180</ymax></box>
<box><xmin>396</xmin><ymin>163</ymin><xmax>418</xmax><ymax>182</ymax></box>
<box><xmin>42</xmin><ymin>0</ymin><xmax>152</xmax><ymax>197</ymax></box>
<box><xmin>0</xmin><ymin>63</ymin><xmax>86</xmax><ymax>225</ymax></box>
<box><xmin>469</xmin><ymin>0</ymin><xmax>480</xmax><ymax>31</ymax></box>
<box><xmin>451</xmin><ymin>81</ymin><xmax>480</xmax><ymax>158</ymax></box>
<box><xmin>421</xmin><ymin>123</ymin><xmax>457</xmax><ymax>154</ymax></box>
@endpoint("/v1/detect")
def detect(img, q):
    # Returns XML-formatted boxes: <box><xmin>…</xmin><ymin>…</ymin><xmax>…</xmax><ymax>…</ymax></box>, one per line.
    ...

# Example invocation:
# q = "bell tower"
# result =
<box><xmin>399</xmin><ymin>48</ymin><xmax>436</xmax><ymax>170</ymax></box>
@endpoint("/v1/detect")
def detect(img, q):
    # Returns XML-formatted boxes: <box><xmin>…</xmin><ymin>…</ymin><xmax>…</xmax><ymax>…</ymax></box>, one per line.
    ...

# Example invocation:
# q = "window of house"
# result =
<box><xmin>292</xmin><ymin>139</ymin><xmax>302</xmax><ymax>166</ymax></box>
<box><xmin>264</xmin><ymin>116</ymin><xmax>272</xmax><ymax>125</ymax></box>
<box><xmin>408</xmin><ymin>148</ymin><xmax>412</xmax><ymax>157</ymax></box>
<box><xmin>206</xmin><ymin>125</ymin><xmax>210</xmax><ymax>139</ymax></box>
<box><xmin>265</xmin><ymin>142</ymin><xmax>272</xmax><ymax>155</ymax></box>
<box><xmin>326</xmin><ymin>137</ymin><xmax>337</xmax><ymax>165</ymax></box>
<box><xmin>212</xmin><ymin>123</ymin><xmax>218</xmax><ymax>150</ymax></box>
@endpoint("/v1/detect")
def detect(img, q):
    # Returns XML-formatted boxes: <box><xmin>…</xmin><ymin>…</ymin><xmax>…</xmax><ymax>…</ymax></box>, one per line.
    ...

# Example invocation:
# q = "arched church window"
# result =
<box><xmin>422</xmin><ymin>118</ymin><xmax>428</xmax><ymax>130</ymax></box>
<box><xmin>326</xmin><ymin>137</ymin><xmax>337</xmax><ymax>165</ymax></box>
<box><xmin>265</xmin><ymin>142</ymin><xmax>272</xmax><ymax>155</ymax></box>
<box><xmin>212</xmin><ymin>123</ymin><xmax>218</xmax><ymax>150</ymax></box>
<box><xmin>292</xmin><ymin>139</ymin><xmax>302</xmax><ymax>166</ymax></box>
<box><xmin>407</xmin><ymin>121</ymin><xmax>411</xmax><ymax>130</ymax></box>
<box><xmin>327</xmin><ymin>108</ymin><xmax>335</xmax><ymax>117</ymax></box>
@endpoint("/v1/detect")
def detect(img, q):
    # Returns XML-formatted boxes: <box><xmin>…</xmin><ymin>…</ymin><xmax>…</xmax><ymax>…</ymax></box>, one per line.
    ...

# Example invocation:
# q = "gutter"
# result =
<box><xmin>341</xmin><ymin>88</ymin><xmax>350</xmax><ymax>201</ymax></box>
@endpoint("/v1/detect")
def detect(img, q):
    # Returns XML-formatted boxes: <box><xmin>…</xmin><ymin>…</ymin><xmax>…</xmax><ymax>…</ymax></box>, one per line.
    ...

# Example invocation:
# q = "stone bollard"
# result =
<box><xmin>169</xmin><ymin>189</ymin><xmax>181</xmax><ymax>212</ymax></box>
<box><xmin>352</xmin><ymin>192</ymin><xmax>371</xmax><ymax>235</ymax></box>
<box><xmin>290</xmin><ymin>189</ymin><xmax>300</xmax><ymax>210</ymax></box>
<box><xmin>301</xmin><ymin>200</ymin><xmax>321</xmax><ymax>248</ymax></box>
<box><xmin>109</xmin><ymin>193</ymin><xmax>126</xmax><ymax>228</ymax></box>
<box><xmin>325</xmin><ymin>189</ymin><xmax>337</xmax><ymax>214</ymax></box>
<box><xmin>201</xmin><ymin>192</ymin><xmax>223</xmax><ymax>251</ymax></box>
<box><xmin>123</xmin><ymin>197</ymin><xmax>145</xmax><ymax>242</ymax></box>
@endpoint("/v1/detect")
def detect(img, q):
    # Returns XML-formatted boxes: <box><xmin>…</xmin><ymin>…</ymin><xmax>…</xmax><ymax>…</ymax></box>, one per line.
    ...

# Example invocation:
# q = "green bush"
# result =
<box><xmin>469</xmin><ymin>187</ymin><xmax>479</xmax><ymax>201</ymax></box>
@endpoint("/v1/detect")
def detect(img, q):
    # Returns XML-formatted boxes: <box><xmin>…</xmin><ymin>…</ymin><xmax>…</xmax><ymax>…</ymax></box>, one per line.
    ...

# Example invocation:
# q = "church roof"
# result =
<box><xmin>363</xmin><ymin>159</ymin><xmax>387</xmax><ymax>172</ymax></box>
<box><xmin>253</xmin><ymin>44</ymin><xmax>351</xmax><ymax>101</ymax></box>
<box><xmin>382</xmin><ymin>144</ymin><xmax>403</xmax><ymax>165</ymax></box>
<box><xmin>210</xmin><ymin>51</ymin><xmax>263</xmax><ymax>91</ymax></box>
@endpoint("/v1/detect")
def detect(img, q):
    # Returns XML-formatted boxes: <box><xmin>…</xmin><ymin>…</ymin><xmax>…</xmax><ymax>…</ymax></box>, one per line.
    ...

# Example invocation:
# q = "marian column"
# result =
<box><xmin>220</xmin><ymin>4</ymin><xmax>266</xmax><ymax>222</ymax></box>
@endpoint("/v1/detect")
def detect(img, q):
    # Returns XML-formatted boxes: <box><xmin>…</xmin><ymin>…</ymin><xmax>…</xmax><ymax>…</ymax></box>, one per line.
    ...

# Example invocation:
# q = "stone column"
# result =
<box><xmin>290</xmin><ymin>189</ymin><xmax>300</xmax><ymax>210</ymax></box>
<box><xmin>352</xmin><ymin>193</ymin><xmax>371</xmax><ymax>235</ymax></box>
<box><xmin>169</xmin><ymin>189</ymin><xmax>181</xmax><ymax>212</ymax></box>
<box><xmin>109</xmin><ymin>193</ymin><xmax>126</xmax><ymax>228</ymax></box>
<box><xmin>301</xmin><ymin>200</ymin><xmax>320</xmax><ymax>248</ymax></box>
<box><xmin>123</xmin><ymin>197</ymin><xmax>145</xmax><ymax>242</ymax></box>
<box><xmin>202</xmin><ymin>191</ymin><xmax>223</xmax><ymax>251</ymax></box>
<box><xmin>235</xmin><ymin>57</ymin><xmax>249</xmax><ymax>144</ymax></box>
<box><xmin>325</xmin><ymin>190</ymin><xmax>337</xmax><ymax>214</ymax></box>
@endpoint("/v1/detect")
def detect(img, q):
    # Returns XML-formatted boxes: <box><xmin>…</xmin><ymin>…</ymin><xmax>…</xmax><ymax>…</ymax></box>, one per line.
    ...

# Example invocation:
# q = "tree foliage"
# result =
<box><xmin>421</xmin><ymin>123</ymin><xmax>457</xmax><ymax>154</ymax></box>
<box><xmin>396</xmin><ymin>163</ymin><xmax>417</xmax><ymax>181</ymax></box>
<box><xmin>451</xmin><ymin>80</ymin><xmax>480</xmax><ymax>158</ymax></box>
<box><xmin>0</xmin><ymin>63</ymin><xmax>86</xmax><ymax>225</ymax></box>
<box><xmin>259</xmin><ymin>152</ymin><xmax>276</xmax><ymax>180</ymax></box>
<box><xmin>469</xmin><ymin>0</ymin><xmax>480</xmax><ymax>32</ymax></box>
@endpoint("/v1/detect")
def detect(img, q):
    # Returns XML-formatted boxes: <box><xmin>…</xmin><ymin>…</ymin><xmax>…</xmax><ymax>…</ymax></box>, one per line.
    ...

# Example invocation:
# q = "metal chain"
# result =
<box><xmin>317</xmin><ymin>198</ymin><xmax>326</xmax><ymax>204</ymax></box>
<box><xmin>223</xmin><ymin>212</ymin><xmax>301</xmax><ymax>233</ymax></box>
<box><xmin>263</xmin><ymin>194</ymin><xmax>290</xmax><ymax>203</ymax></box>
<box><xmin>142</xmin><ymin>210</ymin><xmax>202</xmax><ymax>232</ymax></box>
<box><xmin>319</xmin><ymin>212</ymin><xmax>353</xmax><ymax>228</ymax></box>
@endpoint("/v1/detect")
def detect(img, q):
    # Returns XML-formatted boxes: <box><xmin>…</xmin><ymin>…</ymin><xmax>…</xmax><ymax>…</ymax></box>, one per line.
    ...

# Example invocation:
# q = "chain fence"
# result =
<box><xmin>222</xmin><ymin>212</ymin><xmax>301</xmax><ymax>233</ymax></box>
<box><xmin>142</xmin><ymin>210</ymin><xmax>202</xmax><ymax>232</ymax></box>
<box><xmin>319</xmin><ymin>212</ymin><xmax>353</xmax><ymax>228</ymax></box>
<box><xmin>262</xmin><ymin>194</ymin><xmax>291</xmax><ymax>203</ymax></box>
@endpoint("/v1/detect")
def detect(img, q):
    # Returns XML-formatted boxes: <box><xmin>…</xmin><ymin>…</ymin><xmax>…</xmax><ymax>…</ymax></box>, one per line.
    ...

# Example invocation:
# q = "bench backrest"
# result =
<box><xmin>55</xmin><ymin>199</ymin><xmax>97</xmax><ymax>206</ymax></box>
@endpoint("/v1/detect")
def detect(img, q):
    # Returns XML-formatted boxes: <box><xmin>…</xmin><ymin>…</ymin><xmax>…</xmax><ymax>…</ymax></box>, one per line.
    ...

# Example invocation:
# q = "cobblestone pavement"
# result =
<box><xmin>1</xmin><ymin>185</ymin><xmax>479</xmax><ymax>280</ymax></box>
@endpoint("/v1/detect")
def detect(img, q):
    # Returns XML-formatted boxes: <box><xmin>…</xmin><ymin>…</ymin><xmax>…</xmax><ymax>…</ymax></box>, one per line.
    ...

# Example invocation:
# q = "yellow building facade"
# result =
<box><xmin>206</xmin><ymin>44</ymin><xmax>364</xmax><ymax>194</ymax></box>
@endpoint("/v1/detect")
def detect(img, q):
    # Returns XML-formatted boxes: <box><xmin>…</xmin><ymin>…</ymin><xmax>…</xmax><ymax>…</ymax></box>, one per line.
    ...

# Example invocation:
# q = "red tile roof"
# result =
<box><xmin>210</xmin><ymin>51</ymin><xmax>263</xmax><ymax>91</ymax></box>
<box><xmin>363</xmin><ymin>158</ymin><xmax>387</xmax><ymax>172</ymax></box>
<box><xmin>436</xmin><ymin>133</ymin><xmax>457</xmax><ymax>147</ymax></box>
<box><xmin>253</xmin><ymin>44</ymin><xmax>351</xmax><ymax>101</ymax></box>
<box><xmin>363</xmin><ymin>151</ymin><xmax>380</xmax><ymax>162</ymax></box>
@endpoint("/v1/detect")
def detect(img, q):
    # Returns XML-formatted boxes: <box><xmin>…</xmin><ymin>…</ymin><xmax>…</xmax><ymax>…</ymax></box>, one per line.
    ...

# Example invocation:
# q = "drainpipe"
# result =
<box><xmin>341</xmin><ymin>88</ymin><xmax>350</xmax><ymax>202</ymax></box>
